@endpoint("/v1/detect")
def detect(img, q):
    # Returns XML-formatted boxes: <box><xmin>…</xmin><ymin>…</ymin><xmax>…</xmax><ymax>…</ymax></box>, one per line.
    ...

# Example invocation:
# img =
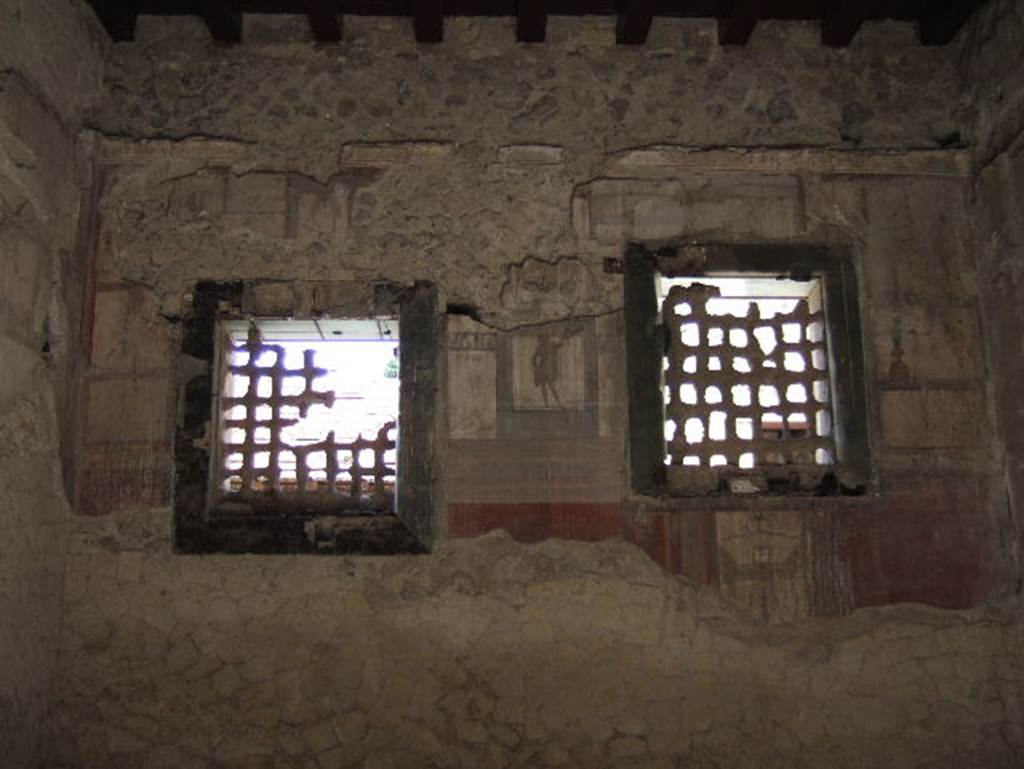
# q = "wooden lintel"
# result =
<box><xmin>87</xmin><ymin>0</ymin><xmax>139</xmax><ymax>42</ymax></box>
<box><xmin>717</xmin><ymin>0</ymin><xmax>760</xmax><ymax>46</ymax></box>
<box><xmin>203</xmin><ymin>0</ymin><xmax>243</xmax><ymax>44</ymax></box>
<box><xmin>822</xmin><ymin>0</ymin><xmax>884</xmax><ymax>47</ymax></box>
<box><xmin>517</xmin><ymin>0</ymin><xmax>547</xmax><ymax>43</ymax></box>
<box><xmin>414</xmin><ymin>0</ymin><xmax>444</xmax><ymax>42</ymax></box>
<box><xmin>302</xmin><ymin>0</ymin><xmax>342</xmax><ymax>42</ymax></box>
<box><xmin>616</xmin><ymin>0</ymin><xmax>655</xmax><ymax>45</ymax></box>
<box><xmin>920</xmin><ymin>0</ymin><xmax>982</xmax><ymax>45</ymax></box>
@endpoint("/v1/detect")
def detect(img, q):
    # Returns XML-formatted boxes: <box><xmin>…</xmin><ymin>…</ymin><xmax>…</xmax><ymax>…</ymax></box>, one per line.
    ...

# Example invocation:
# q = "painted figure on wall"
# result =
<box><xmin>531</xmin><ymin>332</ymin><xmax>566</xmax><ymax>407</ymax></box>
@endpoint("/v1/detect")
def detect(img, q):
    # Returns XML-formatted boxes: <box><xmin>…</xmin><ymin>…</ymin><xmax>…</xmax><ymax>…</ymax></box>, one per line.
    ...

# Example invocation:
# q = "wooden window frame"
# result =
<box><xmin>624</xmin><ymin>242</ymin><xmax>870</xmax><ymax>497</ymax></box>
<box><xmin>173</xmin><ymin>280</ymin><xmax>438</xmax><ymax>554</ymax></box>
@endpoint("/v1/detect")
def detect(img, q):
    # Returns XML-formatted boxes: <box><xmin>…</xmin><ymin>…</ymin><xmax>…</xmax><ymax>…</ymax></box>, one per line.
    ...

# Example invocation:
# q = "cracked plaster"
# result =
<box><xmin>0</xmin><ymin>1</ymin><xmax>107</xmax><ymax>766</ymax></box>
<box><xmin>51</xmin><ymin>518</ymin><xmax>1024</xmax><ymax>769</ymax></box>
<box><xmin>2</xmin><ymin>5</ymin><xmax>1024</xmax><ymax>769</ymax></box>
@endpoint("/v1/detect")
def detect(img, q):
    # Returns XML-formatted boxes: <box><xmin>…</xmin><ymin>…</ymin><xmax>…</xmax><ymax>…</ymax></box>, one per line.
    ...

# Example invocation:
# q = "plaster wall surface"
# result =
<box><xmin>38</xmin><ymin>10</ymin><xmax>1024</xmax><ymax>769</ymax></box>
<box><xmin>53</xmin><ymin>518</ymin><xmax>1024</xmax><ymax>769</ymax></box>
<box><xmin>961</xmin><ymin>0</ymin><xmax>1024</xmax><ymax>590</ymax></box>
<box><xmin>0</xmin><ymin>1</ymin><xmax>106</xmax><ymax>766</ymax></box>
<box><xmin>958</xmin><ymin>0</ymin><xmax>1024</xmax><ymax>164</ymax></box>
<box><xmin>91</xmin><ymin>15</ymin><xmax>960</xmax><ymax>155</ymax></box>
<box><xmin>83</xmin><ymin>15</ymin><xmax>965</xmax><ymax>326</ymax></box>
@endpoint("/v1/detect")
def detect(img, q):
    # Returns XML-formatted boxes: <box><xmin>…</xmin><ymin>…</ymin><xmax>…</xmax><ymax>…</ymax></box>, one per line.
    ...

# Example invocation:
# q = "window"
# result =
<box><xmin>174</xmin><ymin>281</ymin><xmax>437</xmax><ymax>554</ymax></box>
<box><xmin>214</xmin><ymin>319</ymin><xmax>400</xmax><ymax>513</ymax></box>
<box><xmin>625</xmin><ymin>243</ymin><xmax>868</xmax><ymax>496</ymax></box>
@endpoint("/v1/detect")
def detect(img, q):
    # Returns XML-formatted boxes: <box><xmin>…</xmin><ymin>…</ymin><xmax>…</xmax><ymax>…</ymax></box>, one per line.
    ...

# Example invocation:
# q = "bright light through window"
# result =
<box><xmin>658</xmin><ymin>275</ymin><xmax>835</xmax><ymax>471</ymax></box>
<box><xmin>216</xmin><ymin>318</ymin><xmax>400</xmax><ymax>511</ymax></box>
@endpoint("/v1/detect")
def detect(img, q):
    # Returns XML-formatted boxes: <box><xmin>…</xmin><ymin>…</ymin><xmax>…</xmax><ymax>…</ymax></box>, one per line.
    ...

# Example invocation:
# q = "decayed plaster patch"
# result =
<box><xmin>91</xmin><ymin>132</ymin><xmax>973</xmax><ymax>330</ymax></box>
<box><xmin>0</xmin><ymin>2</ymin><xmax>107</xmax><ymax>765</ymax></box>
<box><xmin>51</xmin><ymin>516</ymin><xmax>1024</xmax><ymax>769</ymax></box>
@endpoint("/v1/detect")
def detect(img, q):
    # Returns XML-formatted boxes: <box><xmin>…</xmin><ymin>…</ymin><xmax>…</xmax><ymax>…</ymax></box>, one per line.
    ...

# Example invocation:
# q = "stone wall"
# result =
<box><xmin>53</xmin><ymin>519</ymin><xmax>1024</xmax><ymax>769</ymax></box>
<box><xmin>0</xmin><ymin>1</ymin><xmax>106</xmax><ymax>766</ymax></box>
<box><xmin>48</xmin><ymin>11</ymin><xmax>1024</xmax><ymax>769</ymax></box>
<box><xmin>91</xmin><ymin>15</ymin><xmax>960</xmax><ymax>156</ymax></box>
<box><xmin>957</xmin><ymin>0</ymin><xmax>1024</xmax><ymax>165</ymax></box>
<box><xmin>960</xmin><ymin>0</ymin><xmax>1024</xmax><ymax>596</ymax></box>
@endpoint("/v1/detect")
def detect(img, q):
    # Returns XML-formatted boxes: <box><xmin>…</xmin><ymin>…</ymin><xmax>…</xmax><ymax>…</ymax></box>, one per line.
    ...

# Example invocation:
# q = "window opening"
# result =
<box><xmin>659</xmin><ymin>275</ymin><xmax>835</xmax><ymax>471</ymax></box>
<box><xmin>214</xmin><ymin>318</ymin><xmax>400</xmax><ymax>514</ymax></box>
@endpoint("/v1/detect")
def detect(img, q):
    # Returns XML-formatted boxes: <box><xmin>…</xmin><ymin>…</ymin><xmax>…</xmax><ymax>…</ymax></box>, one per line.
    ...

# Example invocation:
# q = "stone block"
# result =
<box><xmin>879</xmin><ymin>389</ymin><xmax>988</xmax><ymax>448</ymax></box>
<box><xmin>84</xmin><ymin>375</ymin><xmax>173</xmax><ymax>444</ymax></box>
<box><xmin>90</xmin><ymin>284</ymin><xmax>173</xmax><ymax>372</ymax></box>
<box><xmin>448</xmin><ymin>350</ymin><xmax>497</xmax><ymax>439</ymax></box>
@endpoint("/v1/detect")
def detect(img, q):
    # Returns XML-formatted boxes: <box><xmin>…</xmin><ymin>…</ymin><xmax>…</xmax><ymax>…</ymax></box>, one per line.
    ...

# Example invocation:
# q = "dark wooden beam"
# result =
<box><xmin>920</xmin><ymin>0</ymin><xmax>981</xmax><ymax>45</ymax></box>
<box><xmin>822</xmin><ymin>0</ymin><xmax>884</xmax><ymax>47</ymax></box>
<box><xmin>717</xmin><ymin>0</ymin><xmax>760</xmax><ymax>46</ymax></box>
<box><xmin>616</xmin><ymin>0</ymin><xmax>655</xmax><ymax>45</ymax></box>
<box><xmin>414</xmin><ymin>0</ymin><xmax>443</xmax><ymax>42</ymax></box>
<box><xmin>517</xmin><ymin>0</ymin><xmax>547</xmax><ymax>43</ymax></box>
<box><xmin>301</xmin><ymin>0</ymin><xmax>341</xmax><ymax>42</ymax></box>
<box><xmin>623</xmin><ymin>244</ymin><xmax>666</xmax><ymax>495</ymax></box>
<box><xmin>87</xmin><ymin>0</ymin><xmax>139</xmax><ymax>42</ymax></box>
<box><xmin>203</xmin><ymin>0</ymin><xmax>242</xmax><ymax>44</ymax></box>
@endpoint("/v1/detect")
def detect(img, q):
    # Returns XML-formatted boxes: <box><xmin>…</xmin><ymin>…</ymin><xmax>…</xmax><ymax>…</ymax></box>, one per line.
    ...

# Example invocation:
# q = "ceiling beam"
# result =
<box><xmin>919</xmin><ymin>0</ymin><xmax>980</xmax><ymax>45</ymax></box>
<box><xmin>616</xmin><ymin>0</ymin><xmax>655</xmax><ymax>45</ymax></box>
<box><xmin>203</xmin><ymin>0</ymin><xmax>243</xmax><ymax>44</ymax></box>
<box><xmin>822</xmin><ymin>0</ymin><xmax>883</xmax><ymax>47</ymax></box>
<box><xmin>517</xmin><ymin>0</ymin><xmax>547</xmax><ymax>43</ymax></box>
<box><xmin>414</xmin><ymin>0</ymin><xmax>444</xmax><ymax>42</ymax></box>
<box><xmin>718</xmin><ymin>0</ymin><xmax>760</xmax><ymax>46</ymax></box>
<box><xmin>87</xmin><ymin>0</ymin><xmax>139</xmax><ymax>42</ymax></box>
<box><xmin>301</xmin><ymin>0</ymin><xmax>342</xmax><ymax>42</ymax></box>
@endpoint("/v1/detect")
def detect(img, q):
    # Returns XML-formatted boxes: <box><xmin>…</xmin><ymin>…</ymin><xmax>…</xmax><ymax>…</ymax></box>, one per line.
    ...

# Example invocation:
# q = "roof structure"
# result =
<box><xmin>84</xmin><ymin>0</ymin><xmax>989</xmax><ymax>46</ymax></box>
